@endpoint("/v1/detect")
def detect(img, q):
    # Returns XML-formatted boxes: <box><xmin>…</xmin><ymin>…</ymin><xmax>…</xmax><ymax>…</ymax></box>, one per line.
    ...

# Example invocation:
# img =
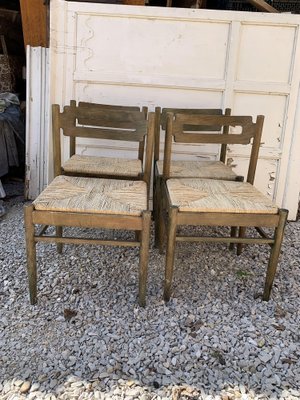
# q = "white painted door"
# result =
<box><xmin>49</xmin><ymin>0</ymin><xmax>300</xmax><ymax>219</ymax></box>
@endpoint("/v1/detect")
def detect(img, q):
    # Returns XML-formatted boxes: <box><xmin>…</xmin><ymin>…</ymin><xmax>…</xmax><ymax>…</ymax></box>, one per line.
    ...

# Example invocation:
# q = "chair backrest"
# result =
<box><xmin>154</xmin><ymin>107</ymin><xmax>231</xmax><ymax>163</ymax></box>
<box><xmin>163</xmin><ymin>113</ymin><xmax>265</xmax><ymax>184</ymax></box>
<box><xmin>52</xmin><ymin>100</ymin><xmax>148</xmax><ymax>177</ymax></box>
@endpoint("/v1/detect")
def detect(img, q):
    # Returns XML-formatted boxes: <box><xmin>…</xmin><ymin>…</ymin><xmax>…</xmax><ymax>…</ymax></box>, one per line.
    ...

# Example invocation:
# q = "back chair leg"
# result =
<box><xmin>153</xmin><ymin>179</ymin><xmax>159</xmax><ymax>248</ymax></box>
<box><xmin>56</xmin><ymin>226</ymin><xmax>63</xmax><ymax>254</ymax></box>
<box><xmin>24</xmin><ymin>204</ymin><xmax>37</xmax><ymax>305</ymax></box>
<box><xmin>153</xmin><ymin>179</ymin><xmax>158</xmax><ymax>233</ymax></box>
<box><xmin>154</xmin><ymin>178</ymin><xmax>164</xmax><ymax>250</ymax></box>
<box><xmin>135</xmin><ymin>231</ymin><xmax>141</xmax><ymax>242</ymax></box>
<box><xmin>263</xmin><ymin>209</ymin><xmax>288</xmax><ymax>301</ymax></box>
<box><xmin>164</xmin><ymin>206</ymin><xmax>178</xmax><ymax>302</ymax></box>
<box><xmin>139</xmin><ymin>211</ymin><xmax>151</xmax><ymax>307</ymax></box>
<box><xmin>157</xmin><ymin>180</ymin><xmax>167</xmax><ymax>254</ymax></box>
<box><xmin>229</xmin><ymin>226</ymin><xmax>238</xmax><ymax>250</ymax></box>
<box><xmin>237</xmin><ymin>227</ymin><xmax>246</xmax><ymax>255</ymax></box>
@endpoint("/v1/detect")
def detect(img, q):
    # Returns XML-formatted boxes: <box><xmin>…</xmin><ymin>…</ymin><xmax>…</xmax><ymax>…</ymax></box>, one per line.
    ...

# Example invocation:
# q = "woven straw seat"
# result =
<box><xmin>167</xmin><ymin>178</ymin><xmax>278</xmax><ymax>214</ymax></box>
<box><xmin>62</xmin><ymin>155</ymin><xmax>142</xmax><ymax>177</ymax></box>
<box><xmin>156</xmin><ymin>160</ymin><xmax>236</xmax><ymax>180</ymax></box>
<box><xmin>33</xmin><ymin>175</ymin><xmax>147</xmax><ymax>216</ymax></box>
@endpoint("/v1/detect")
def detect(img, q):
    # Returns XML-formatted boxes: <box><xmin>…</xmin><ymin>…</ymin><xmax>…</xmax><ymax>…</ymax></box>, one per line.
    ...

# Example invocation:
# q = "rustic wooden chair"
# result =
<box><xmin>154</xmin><ymin>107</ymin><xmax>242</xmax><ymax>248</ymax></box>
<box><xmin>53</xmin><ymin>100</ymin><xmax>149</xmax><ymax>184</ymax></box>
<box><xmin>159</xmin><ymin>113</ymin><xmax>288</xmax><ymax>301</ymax></box>
<box><xmin>24</xmin><ymin>112</ymin><xmax>155</xmax><ymax>307</ymax></box>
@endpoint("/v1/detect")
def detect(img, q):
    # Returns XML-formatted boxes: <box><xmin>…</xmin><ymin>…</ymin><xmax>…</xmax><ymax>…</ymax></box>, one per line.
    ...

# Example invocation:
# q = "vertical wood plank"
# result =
<box><xmin>20</xmin><ymin>0</ymin><xmax>48</xmax><ymax>47</ymax></box>
<box><xmin>25</xmin><ymin>47</ymin><xmax>50</xmax><ymax>200</ymax></box>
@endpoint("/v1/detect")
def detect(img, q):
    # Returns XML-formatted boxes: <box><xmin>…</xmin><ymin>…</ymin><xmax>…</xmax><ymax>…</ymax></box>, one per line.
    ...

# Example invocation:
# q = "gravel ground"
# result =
<box><xmin>0</xmin><ymin>181</ymin><xmax>299</xmax><ymax>400</ymax></box>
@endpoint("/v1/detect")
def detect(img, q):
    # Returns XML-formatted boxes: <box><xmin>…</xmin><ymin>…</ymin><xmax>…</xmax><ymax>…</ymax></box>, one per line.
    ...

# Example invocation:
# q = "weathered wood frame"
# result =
<box><xmin>24</xmin><ymin>112</ymin><xmax>155</xmax><ymax>307</ymax></box>
<box><xmin>153</xmin><ymin>107</ymin><xmax>238</xmax><ymax>247</ymax></box>
<box><xmin>52</xmin><ymin>100</ymin><xmax>150</xmax><ymax>184</ymax></box>
<box><xmin>24</xmin><ymin>204</ymin><xmax>151</xmax><ymax>307</ymax></box>
<box><xmin>163</xmin><ymin>113</ymin><xmax>263</xmax><ymax>185</ymax></box>
<box><xmin>158</xmin><ymin>113</ymin><xmax>288</xmax><ymax>301</ymax></box>
<box><xmin>154</xmin><ymin>107</ymin><xmax>231</xmax><ymax>165</ymax></box>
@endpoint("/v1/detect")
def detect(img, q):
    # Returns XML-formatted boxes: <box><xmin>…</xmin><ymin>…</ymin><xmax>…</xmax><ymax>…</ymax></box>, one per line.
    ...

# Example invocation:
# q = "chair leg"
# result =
<box><xmin>153</xmin><ymin>176</ymin><xmax>160</xmax><ymax>248</ymax></box>
<box><xmin>56</xmin><ymin>226</ymin><xmax>63</xmax><ymax>254</ymax></box>
<box><xmin>138</xmin><ymin>211</ymin><xmax>151</xmax><ymax>307</ymax></box>
<box><xmin>135</xmin><ymin>231</ymin><xmax>141</xmax><ymax>241</ymax></box>
<box><xmin>153</xmin><ymin>176</ymin><xmax>158</xmax><ymax>228</ymax></box>
<box><xmin>164</xmin><ymin>206</ymin><xmax>178</xmax><ymax>302</ymax></box>
<box><xmin>24</xmin><ymin>204</ymin><xmax>37</xmax><ymax>305</ymax></box>
<box><xmin>263</xmin><ymin>209</ymin><xmax>288</xmax><ymax>301</ymax></box>
<box><xmin>154</xmin><ymin>177</ymin><xmax>164</xmax><ymax>251</ymax></box>
<box><xmin>155</xmin><ymin>178</ymin><xmax>166</xmax><ymax>254</ymax></box>
<box><xmin>229</xmin><ymin>226</ymin><xmax>237</xmax><ymax>250</ymax></box>
<box><xmin>237</xmin><ymin>227</ymin><xmax>246</xmax><ymax>255</ymax></box>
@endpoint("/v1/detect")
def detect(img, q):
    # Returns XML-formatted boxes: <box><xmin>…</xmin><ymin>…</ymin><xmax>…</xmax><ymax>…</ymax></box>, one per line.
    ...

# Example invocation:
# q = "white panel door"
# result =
<box><xmin>50</xmin><ymin>0</ymin><xmax>300</xmax><ymax>219</ymax></box>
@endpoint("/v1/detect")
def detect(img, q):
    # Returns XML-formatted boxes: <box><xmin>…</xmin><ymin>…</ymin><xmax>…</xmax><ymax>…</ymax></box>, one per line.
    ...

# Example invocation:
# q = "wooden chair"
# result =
<box><xmin>24</xmin><ymin>112</ymin><xmax>155</xmax><ymax>307</ymax></box>
<box><xmin>159</xmin><ymin>113</ymin><xmax>288</xmax><ymax>301</ymax></box>
<box><xmin>154</xmin><ymin>107</ymin><xmax>241</xmax><ymax>248</ymax></box>
<box><xmin>53</xmin><ymin>100</ymin><xmax>149</xmax><ymax>184</ymax></box>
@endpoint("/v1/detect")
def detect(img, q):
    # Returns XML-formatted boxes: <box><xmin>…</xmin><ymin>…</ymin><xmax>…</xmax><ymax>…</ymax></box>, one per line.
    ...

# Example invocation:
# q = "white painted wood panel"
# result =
<box><xmin>25</xmin><ymin>46</ymin><xmax>50</xmax><ymax>199</ymax></box>
<box><xmin>50</xmin><ymin>0</ymin><xmax>300</xmax><ymax>219</ymax></box>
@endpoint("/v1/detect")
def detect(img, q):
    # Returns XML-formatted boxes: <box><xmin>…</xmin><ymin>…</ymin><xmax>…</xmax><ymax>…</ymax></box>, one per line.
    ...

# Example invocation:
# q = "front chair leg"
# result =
<box><xmin>139</xmin><ymin>211</ymin><xmax>151</xmax><ymax>307</ymax></box>
<box><xmin>263</xmin><ymin>209</ymin><xmax>288</xmax><ymax>301</ymax></box>
<box><xmin>24</xmin><ymin>204</ymin><xmax>37</xmax><ymax>305</ymax></box>
<box><xmin>164</xmin><ymin>206</ymin><xmax>178</xmax><ymax>302</ymax></box>
<box><xmin>56</xmin><ymin>226</ymin><xmax>63</xmax><ymax>253</ymax></box>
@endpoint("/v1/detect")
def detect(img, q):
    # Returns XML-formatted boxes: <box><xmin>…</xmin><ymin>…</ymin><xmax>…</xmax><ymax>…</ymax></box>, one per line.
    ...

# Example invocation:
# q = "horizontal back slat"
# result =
<box><xmin>174</xmin><ymin>133</ymin><xmax>252</xmax><ymax>145</ymax></box>
<box><xmin>65</xmin><ymin>106</ymin><xmax>146</xmax><ymax>127</ymax></box>
<box><xmin>64</xmin><ymin>127</ymin><xmax>145</xmax><ymax>142</ymax></box>
<box><xmin>161</xmin><ymin>108</ymin><xmax>223</xmax><ymax>131</ymax></box>
<box><xmin>78</xmin><ymin>102</ymin><xmax>141</xmax><ymax>112</ymax></box>
<box><xmin>172</xmin><ymin>114</ymin><xmax>256</xmax><ymax>145</ymax></box>
<box><xmin>59</xmin><ymin>105</ymin><xmax>147</xmax><ymax>141</ymax></box>
<box><xmin>77</xmin><ymin>110</ymin><xmax>146</xmax><ymax>129</ymax></box>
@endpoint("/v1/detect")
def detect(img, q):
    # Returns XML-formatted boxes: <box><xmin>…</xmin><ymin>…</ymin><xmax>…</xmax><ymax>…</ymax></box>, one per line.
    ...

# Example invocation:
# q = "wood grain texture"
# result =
<box><xmin>62</xmin><ymin>106</ymin><xmax>147</xmax><ymax>135</ymax></box>
<box><xmin>162</xmin><ymin>113</ymin><xmax>264</xmax><ymax>185</ymax></box>
<box><xmin>52</xmin><ymin>104</ymin><xmax>62</xmax><ymax>177</ymax></box>
<box><xmin>78</xmin><ymin>102</ymin><xmax>141</xmax><ymax>112</ymax></box>
<box><xmin>33</xmin><ymin>176</ymin><xmax>147</xmax><ymax>216</ymax></box>
<box><xmin>154</xmin><ymin>107</ymin><xmax>225</xmax><ymax>162</ymax></box>
<box><xmin>167</xmin><ymin>178</ymin><xmax>278</xmax><ymax>214</ymax></box>
<box><xmin>32</xmin><ymin>211</ymin><xmax>143</xmax><ymax>230</ymax></box>
<box><xmin>160</xmin><ymin>108</ymin><xmax>223</xmax><ymax>131</ymax></box>
<box><xmin>52</xmin><ymin>102</ymin><xmax>153</xmax><ymax>187</ymax></box>
<box><xmin>172</xmin><ymin>114</ymin><xmax>260</xmax><ymax>145</ymax></box>
<box><xmin>20</xmin><ymin>0</ymin><xmax>47</xmax><ymax>47</ymax></box>
<box><xmin>63</xmin><ymin>127</ymin><xmax>145</xmax><ymax>141</ymax></box>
